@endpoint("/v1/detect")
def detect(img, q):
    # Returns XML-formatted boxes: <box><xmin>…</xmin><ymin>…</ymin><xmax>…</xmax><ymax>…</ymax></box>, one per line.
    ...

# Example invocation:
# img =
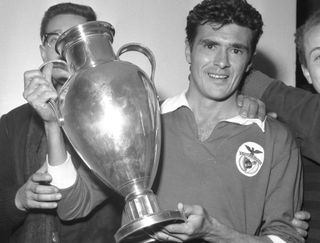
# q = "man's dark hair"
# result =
<box><xmin>295</xmin><ymin>9</ymin><xmax>320</xmax><ymax>67</ymax></box>
<box><xmin>40</xmin><ymin>2</ymin><xmax>97</xmax><ymax>40</ymax></box>
<box><xmin>186</xmin><ymin>0</ymin><xmax>263</xmax><ymax>55</ymax></box>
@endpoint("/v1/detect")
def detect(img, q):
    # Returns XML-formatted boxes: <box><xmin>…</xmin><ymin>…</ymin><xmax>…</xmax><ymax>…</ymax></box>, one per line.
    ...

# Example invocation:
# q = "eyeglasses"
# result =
<box><xmin>42</xmin><ymin>32</ymin><xmax>61</xmax><ymax>48</ymax></box>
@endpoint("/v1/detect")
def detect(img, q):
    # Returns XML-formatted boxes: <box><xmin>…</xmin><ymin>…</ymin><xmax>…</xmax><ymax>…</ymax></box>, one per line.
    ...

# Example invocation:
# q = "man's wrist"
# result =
<box><xmin>44</xmin><ymin>120</ymin><xmax>61</xmax><ymax>131</ymax></box>
<box><xmin>46</xmin><ymin>152</ymin><xmax>77</xmax><ymax>189</ymax></box>
<box><xmin>203</xmin><ymin>217</ymin><xmax>238</xmax><ymax>242</ymax></box>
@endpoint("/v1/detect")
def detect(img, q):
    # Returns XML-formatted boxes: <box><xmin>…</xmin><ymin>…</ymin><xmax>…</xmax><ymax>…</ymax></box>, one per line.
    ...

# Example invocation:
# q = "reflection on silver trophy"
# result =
<box><xmin>43</xmin><ymin>21</ymin><xmax>184</xmax><ymax>243</ymax></box>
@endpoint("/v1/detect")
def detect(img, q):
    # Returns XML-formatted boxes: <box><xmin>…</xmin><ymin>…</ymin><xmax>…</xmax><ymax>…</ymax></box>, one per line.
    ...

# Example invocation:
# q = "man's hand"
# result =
<box><xmin>291</xmin><ymin>211</ymin><xmax>310</xmax><ymax>239</ymax></box>
<box><xmin>237</xmin><ymin>94</ymin><xmax>266</xmax><ymax>121</ymax></box>
<box><xmin>154</xmin><ymin>203</ymin><xmax>236</xmax><ymax>242</ymax></box>
<box><xmin>15</xmin><ymin>163</ymin><xmax>62</xmax><ymax>211</ymax></box>
<box><xmin>23</xmin><ymin>64</ymin><xmax>58</xmax><ymax>123</ymax></box>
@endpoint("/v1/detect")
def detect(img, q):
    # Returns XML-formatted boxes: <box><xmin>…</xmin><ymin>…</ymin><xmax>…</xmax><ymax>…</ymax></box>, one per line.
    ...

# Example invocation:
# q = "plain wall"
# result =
<box><xmin>0</xmin><ymin>0</ymin><xmax>296</xmax><ymax>116</ymax></box>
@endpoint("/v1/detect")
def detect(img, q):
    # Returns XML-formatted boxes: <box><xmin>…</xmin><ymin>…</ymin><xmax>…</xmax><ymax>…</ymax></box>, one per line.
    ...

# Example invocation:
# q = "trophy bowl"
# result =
<box><xmin>49</xmin><ymin>21</ymin><xmax>184</xmax><ymax>243</ymax></box>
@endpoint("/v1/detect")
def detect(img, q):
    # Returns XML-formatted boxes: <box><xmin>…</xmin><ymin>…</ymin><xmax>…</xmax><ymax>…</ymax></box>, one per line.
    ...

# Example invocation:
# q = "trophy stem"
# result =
<box><xmin>124</xmin><ymin>190</ymin><xmax>160</xmax><ymax>221</ymax></box>
<box><xmin>115</xmin><ymin>190</ymin><xmax>184</xmax><ymax>243</ymax></box>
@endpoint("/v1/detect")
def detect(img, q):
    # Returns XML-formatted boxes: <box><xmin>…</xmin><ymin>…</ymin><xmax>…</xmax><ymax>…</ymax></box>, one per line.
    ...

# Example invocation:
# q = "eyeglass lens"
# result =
<box><xmin>44</xmin><ymin>33</ymin><xmax>60</xmax><ymax>48</ymax></box>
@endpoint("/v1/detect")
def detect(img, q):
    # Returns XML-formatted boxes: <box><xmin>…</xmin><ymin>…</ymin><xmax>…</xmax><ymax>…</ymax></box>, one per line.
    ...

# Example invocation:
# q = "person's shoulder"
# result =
<box><xmin>1</xmin><ymin>103</ymin><xmax>34</xmax><ymax>130</ymax></box>
<box><xmin>264</xmin><ymin>116</ymin><xmax>296</xmax><ymax>142</ymax></box>
<box><xmin>245</xmin><ymin>69</ymin><xmax>275</xmax><ymax>82</ymax></box>
<box><xmin>2</xmin><ymin>103</ymin><xmax>32</xmax><ymax>120</ymax></box>
<box><xmin>265</xmin><ymin>116</ymin><xmax>291</xmax><ymax>131</ymax></box>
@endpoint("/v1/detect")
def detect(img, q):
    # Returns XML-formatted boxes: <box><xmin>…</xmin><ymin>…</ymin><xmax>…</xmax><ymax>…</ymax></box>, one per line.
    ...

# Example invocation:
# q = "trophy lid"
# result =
<box><xmin>55</xmin><ymin>21</ymin><xmax>115</xmax><ymax>57</ymax></box>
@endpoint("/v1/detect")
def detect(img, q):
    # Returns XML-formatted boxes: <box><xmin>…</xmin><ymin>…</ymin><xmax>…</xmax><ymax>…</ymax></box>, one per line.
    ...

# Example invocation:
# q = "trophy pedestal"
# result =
<box><xmin>116</xmin><ymin>210</ymin><xmax>184</xmax><ymax>243</ymax></box>
<box><xmin>115</xmin><ymin>192</ymin><xmax>184</xmax><ymax>243</ymax></box>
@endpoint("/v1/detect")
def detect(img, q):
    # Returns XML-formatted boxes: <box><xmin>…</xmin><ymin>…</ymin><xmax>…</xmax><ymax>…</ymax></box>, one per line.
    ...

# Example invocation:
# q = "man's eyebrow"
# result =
<box><xmin>199</xmin><ymin>39</ymin><xmax>249</xmax><ymax>52</ymax></box>
<box><xmin>309</xmin><ymin>46</ymin><xmax>320</xmax><ymax>56</ymax></box>
<box><xmin>231</xmin><ymin>43</ymin><xmax>249</xmax><ymax>52</ymax></box>
<box><xmin>199</xmin><ymin>39</ymin><xmax>219</xmax><ymax>45</ymax></box>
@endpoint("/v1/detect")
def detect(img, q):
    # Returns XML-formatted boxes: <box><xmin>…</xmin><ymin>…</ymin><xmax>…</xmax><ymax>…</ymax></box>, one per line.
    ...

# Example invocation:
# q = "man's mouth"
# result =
<box><xmin>208</xmin><ymin>73</ymin><xmax>228</xmax><ymax>79</ymax></box>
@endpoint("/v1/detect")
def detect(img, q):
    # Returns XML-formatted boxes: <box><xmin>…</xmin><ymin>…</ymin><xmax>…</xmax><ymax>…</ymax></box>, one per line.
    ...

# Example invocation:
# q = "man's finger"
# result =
<box><xmin>267</xmin><ymin>112</ymin><xmax>277</xmax><ymax>119</ymax></box>
<box><xmin>295</xmin><ymin>211</ymin><xmax>311</xmax><ymax>220</ymax></box>
<box><xmin>165</xmin><ymin>223</ymin><xmax>188</xmax><ymax>234</ymax></box>
<box><xmin>295</xmin><ymin>228</ymin><xmax>308</xmax><ymax>238</ymax></box>
<box><xmin>37</xmin><ymin>162</ymin><xmax>48</xmax><ymax>173</ymax></box>
<box><xmin>41</xmin><ymin>62</ymin><xmax>53</xmax><ymax>85</ymax></box>
<box><xmin>24</xmin><ymin>70</ymin><xmax>43</xmax><ymax>89</ymax></box>
<box><xmin>32</xmin><ymin>190</ymin><xmax>62</xmax><ymax>202</ymax></box>
<box><xmin>31</xmin><ymin>172</ymin><xmax>52</xmax><ymax>184</ymax></box>
<box><xmin>247</xmin><ymin>100</ymin><xmax>259</xmax><ymax>118</ymax></box>
<box><xmin>30</xmin><ymin>183</ymin><xmax>59</xmax><ymax>194</ymax></box>
<box><xmin>237</xmin><ymin>94</ymin><xmax>244</xmax><ymax>107</ymax></box>
<box><xmin>154</xmin><ymin>231</ymin><xmax>183</xmax><ymax>242</ymax></box>
<box><xmin>29</xmin><ymin>200</ymin><xmax>59</xmax><ymax>209</ymax></box>
<box><xmin>239</xmin><ymin>98</ymin><xmax>250</xmax><ymax>118</ymax></box>
<box><xmin>256</xmin><ymin>100</ymin><xmax>266</xmax><ymax>121</ymax></box>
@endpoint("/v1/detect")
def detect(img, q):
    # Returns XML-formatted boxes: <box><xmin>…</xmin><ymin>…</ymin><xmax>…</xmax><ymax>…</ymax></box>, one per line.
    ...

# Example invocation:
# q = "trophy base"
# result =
<box><xmin>115</xmin><ymin>210</ymin><xmax>184</xmax><ymax>243</ymax></box>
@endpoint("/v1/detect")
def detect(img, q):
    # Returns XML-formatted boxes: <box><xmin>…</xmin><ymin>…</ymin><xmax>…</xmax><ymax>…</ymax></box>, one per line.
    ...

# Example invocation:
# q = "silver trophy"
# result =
<box><xmin>44</xmin><ymin>21</ymin><xmax>184</xmax><ymax>243</ymax></box>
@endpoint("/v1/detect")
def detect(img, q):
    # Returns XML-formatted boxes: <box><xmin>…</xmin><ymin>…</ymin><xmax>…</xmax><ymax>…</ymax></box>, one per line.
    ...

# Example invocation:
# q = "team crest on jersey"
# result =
<box><xmin>235</xmin><ymin>142</ymin><xmax>264</xmax><ymax>177</ymax></box>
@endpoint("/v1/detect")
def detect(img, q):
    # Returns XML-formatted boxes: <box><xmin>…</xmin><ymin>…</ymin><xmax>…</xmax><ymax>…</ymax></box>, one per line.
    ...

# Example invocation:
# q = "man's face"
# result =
<box><xmin>40</xmin><ymin>14</ymin><xmax>87</xmax><ymax>90</ymax></box>
<box><xmin>186</xmin><ymin>23</ymin><xmax>253</xmax><ymax>101</ymax></box>
<box><xmin>301</xmin><ymin>24</ymin><xmax>320</xmax><ymax>93</ymax></box>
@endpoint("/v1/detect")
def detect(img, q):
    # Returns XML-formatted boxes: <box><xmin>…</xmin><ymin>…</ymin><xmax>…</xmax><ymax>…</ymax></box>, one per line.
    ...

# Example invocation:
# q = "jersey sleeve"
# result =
<box><xmin>56</xmin><ymin>161</ymin><xmax>114</xmax><ymax>220</ymax></box>
<box><xmin>242</xmin><ymin>70</ymin><xmax>320</xmax><ymax>164</ymax></box>
<box><xmin>260</xmin><ymin>119</ymin><xmax>303</xmax><ymax>242</ymax></box>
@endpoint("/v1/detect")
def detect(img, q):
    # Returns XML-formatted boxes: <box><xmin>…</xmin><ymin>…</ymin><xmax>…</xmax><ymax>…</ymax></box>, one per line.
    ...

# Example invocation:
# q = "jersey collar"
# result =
<box><xmin>161</xmin><ymin>92</ymin><xmax>265</xmax><ymax>132</ymax></box>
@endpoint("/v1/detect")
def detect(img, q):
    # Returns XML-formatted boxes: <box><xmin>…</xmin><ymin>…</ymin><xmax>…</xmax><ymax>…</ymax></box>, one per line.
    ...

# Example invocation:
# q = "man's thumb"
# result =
<box><xmin>37</xmin><ymin>161</ymin><xmax>48</xmax><ymax>173</ymax></box>
<box><xmin>42</xmin><ymin>62</ymin><xmax>53</xmax><ymax>85</ymax></box>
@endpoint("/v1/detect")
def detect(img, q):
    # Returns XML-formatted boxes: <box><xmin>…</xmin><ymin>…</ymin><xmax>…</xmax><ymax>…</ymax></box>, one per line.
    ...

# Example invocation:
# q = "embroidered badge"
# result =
<box><xmin>235</xmin><ymin>142</ymin><xmax>264</xmax><ymax>177</ymax></box>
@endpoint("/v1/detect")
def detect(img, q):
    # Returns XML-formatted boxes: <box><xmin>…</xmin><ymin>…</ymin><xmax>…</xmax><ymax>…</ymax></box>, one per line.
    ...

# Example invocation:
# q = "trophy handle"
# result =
<box><xmin>117</xmin><ymin>43</ymin><xmax>156</xmax><ymax>82</ymax></box>
<box><xmin>39</xmin><ymin>59</ymin><xmax>70</xmax><ymax>126</ymax></box>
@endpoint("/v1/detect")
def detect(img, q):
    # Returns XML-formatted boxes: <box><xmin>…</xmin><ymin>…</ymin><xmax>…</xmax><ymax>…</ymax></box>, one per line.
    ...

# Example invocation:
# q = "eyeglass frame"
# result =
<box><xmin>42</xmin><ymin>32</ymin><xmax>62</xmax><ymax>48</ymax></box>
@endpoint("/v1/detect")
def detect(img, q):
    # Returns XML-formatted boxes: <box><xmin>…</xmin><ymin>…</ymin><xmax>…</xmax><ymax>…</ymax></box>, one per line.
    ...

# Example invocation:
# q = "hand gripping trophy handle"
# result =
<box><xmin>38</xmin><ymin>59</ymin><xmax>69</xmax><ymax>127</ymax></box>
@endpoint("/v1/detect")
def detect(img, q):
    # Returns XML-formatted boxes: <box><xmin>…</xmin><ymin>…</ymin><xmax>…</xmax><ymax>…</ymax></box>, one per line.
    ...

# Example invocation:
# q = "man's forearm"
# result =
<box><xmin>203</xmin><ymin>218</ymin><xmax>280</xmax><ymax>243</ymax></box>
<box><xmin>45</xmin><ymin>122</ymin><xmax>67</xmax><ymax>166</ymax></box>
<box><xmin>242</xmin><ymin>70</ymin><xmax>320</xmax><ymax>164</ymax></box>
<box><xmin>241</xmin><ymin>70</ymin><xmax>275</xmax><ymax>99</ymax></box>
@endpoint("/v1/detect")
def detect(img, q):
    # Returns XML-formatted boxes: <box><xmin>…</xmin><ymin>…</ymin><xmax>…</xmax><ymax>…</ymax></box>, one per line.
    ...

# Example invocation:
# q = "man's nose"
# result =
<box><xmin>213</xmin><ymin>49</ymin><xmax>230</xmax><ymax>68</ymax></box>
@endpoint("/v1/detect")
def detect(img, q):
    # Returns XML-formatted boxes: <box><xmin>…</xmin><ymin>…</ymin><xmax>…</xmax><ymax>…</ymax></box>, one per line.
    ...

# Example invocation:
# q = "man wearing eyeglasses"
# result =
<box><xmin>0</xmin><ymin>3</ymin><xmax>122</xmax><ymax>243</ymax></box>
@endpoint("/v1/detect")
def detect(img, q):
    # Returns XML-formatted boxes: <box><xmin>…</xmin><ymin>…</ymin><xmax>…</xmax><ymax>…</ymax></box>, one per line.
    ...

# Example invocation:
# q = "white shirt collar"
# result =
<box><xmin>161</xmin><ymin>92</ymin><xmax>266</xmax><ymax>132</ymax></box>
<box><xmin>161</xmin><ymin>91</ymin><xmax>190</xmax><ymax>114</ymax></box>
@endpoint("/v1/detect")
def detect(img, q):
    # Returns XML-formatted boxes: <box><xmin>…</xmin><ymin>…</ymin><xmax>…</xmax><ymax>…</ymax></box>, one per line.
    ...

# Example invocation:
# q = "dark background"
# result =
<box><xmin>296</xmin><ymin>0</ymin><xmax>320</xmax><ymax>92</ymax></box>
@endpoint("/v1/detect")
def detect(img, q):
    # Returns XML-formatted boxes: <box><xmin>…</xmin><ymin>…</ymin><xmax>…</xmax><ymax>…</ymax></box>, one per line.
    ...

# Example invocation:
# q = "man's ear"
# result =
<box><xmin>301</xmin><ymin>64</ymin><xmax>313</xmax><ymax>84</ymax></box>
<box><xmin>245</xmin><ymin>51</ymin><xmax>256</xmax><ymax>73</ymax></box>
<box><xmin>185</xmin><ymin>39</ymin><xmax>191</xmax><ymax>64</ymax></box>
<box><xmin>245</xmin><ymin>61</ymin><xmax>253</xmax><ymax>73</ymax></box>
<box><xmin>40</xmin><ymin>45</ymin><xmax>47</xmax><ymax>62</ymax></box>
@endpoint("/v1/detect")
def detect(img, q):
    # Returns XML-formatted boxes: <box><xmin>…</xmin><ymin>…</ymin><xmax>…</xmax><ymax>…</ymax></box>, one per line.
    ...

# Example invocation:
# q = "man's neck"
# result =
<box><xmin>186</xmin><ymin>90</ymin><xmax>239</xmax><ymax>141</ymax></box>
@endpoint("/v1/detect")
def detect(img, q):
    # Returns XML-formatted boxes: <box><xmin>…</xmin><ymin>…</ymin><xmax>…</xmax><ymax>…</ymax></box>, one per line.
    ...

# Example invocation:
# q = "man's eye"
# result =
<box><xmin>314</xmin><ymin>55</ymin><xmax>320</xmax><ymax>62</ymax></box>
<box><xmin>232</xmin><ymin>49</ymin><xmax>243</xmax><ymax>55</ymax></box>
<box><xmin>207</xmin><ymin>44</ymin><xmax>213</xmax><ymax>49</ymax></box>
<box><xmin>204</xmin><ymin>43</ymin><xmax>215</xmax><ymax>49</ymax></box>
<box><xmin>48</xmin><ymin>37</ymin><xmax>58</xmax><ymax>45</ymax></box>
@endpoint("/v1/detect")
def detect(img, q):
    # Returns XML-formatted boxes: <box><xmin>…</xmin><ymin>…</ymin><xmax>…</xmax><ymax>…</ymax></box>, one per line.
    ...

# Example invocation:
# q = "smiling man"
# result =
<box><xmin>154</xmin><ymin>0</ymin><xmax>303</xmax><ymax>242</ymax></box>
<box><xmin>45</xmin><ymin>1</ymin><xmax>305</xmax><ymax>242</ymax></box>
